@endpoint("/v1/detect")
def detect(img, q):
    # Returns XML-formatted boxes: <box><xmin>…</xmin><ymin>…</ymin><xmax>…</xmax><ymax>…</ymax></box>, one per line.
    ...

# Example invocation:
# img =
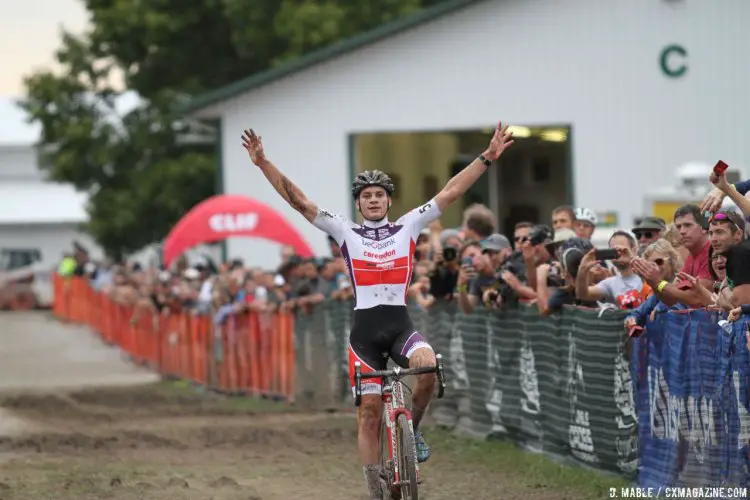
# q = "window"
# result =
<box><xmin>384</xmin><ymin>172</ymin><xmax>401</xmax><ymax>201</ymax></box>
<box><xmin>532</xmin><ymin>157</ymin><xmax>551</xmax><ymax>183</ymax></box>
<box><xmin>0</xmin><ymin>249</ymin><xmax>42</xmax><ymax>270</ymax></box>
<box><xmin>423</xmin><ymin>175</ymin><xmax>439</xmax><ymax>200</ymax></box>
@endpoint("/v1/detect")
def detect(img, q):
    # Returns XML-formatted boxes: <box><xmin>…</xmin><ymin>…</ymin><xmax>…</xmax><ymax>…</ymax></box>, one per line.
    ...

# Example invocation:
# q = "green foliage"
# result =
<box><xmin>21</xmin><ymin>0</ymin><xmax>447</xmax><ymax>259</ymax></box>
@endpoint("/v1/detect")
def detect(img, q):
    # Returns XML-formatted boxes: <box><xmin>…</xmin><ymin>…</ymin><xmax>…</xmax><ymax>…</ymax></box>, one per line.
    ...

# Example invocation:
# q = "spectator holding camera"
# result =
<box><xmin>473</xmin><ymin>234</ymin><xmax>514</xmax><ymax>309</ymax></box>
<box><xmin>500</xmin><ymin>221</ymin><xmax>534</xmax><ymax>286</ymax></box>
<box><xmin>538</xmin><ymin>238</ymin><xmax>600</xmax><ymax>315</ymax></box>
<box><xmin>428</xmin><ymin>228</ymin><xmax>464</xmax><ymax>300</ymax></box>
<box><xmin>522</xmin><ymin>225</ymin><xmax>555</xmax><ymax>292</ymax></box>
<box><xmin>575</xmin><ymin>231</ymin><xmax>649</xmax><ymax>309</ymax></box>
<box><xmin>456</xmin><ymin>241</ymin><xmax>488</xmax><ymax>314</ymax></box>
<box><xmin>535</xmin><ymin>229</ymin><xmax>576</xmax><ymax>313</ymax></box>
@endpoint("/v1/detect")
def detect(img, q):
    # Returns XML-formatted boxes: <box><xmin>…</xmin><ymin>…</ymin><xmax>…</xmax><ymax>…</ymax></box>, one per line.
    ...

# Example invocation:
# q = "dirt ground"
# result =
<box><xmin>0</xmin><ymin>313</ymin><xmax>619</xmax><ymax>499</ymax></box>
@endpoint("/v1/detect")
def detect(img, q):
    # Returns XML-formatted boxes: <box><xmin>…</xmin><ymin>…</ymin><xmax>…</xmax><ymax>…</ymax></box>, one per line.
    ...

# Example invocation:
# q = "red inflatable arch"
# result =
<box><xmin>162</xmin><ymin>194</ymin><xmax>314</xmax><ymax>267</ymax></box>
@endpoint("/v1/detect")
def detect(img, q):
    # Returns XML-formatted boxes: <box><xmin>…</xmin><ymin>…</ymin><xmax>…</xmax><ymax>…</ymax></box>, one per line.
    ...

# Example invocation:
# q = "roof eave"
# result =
<box><xmin>176</xmin><ymin>0</ymin><xmax>483</xmax><ymax>116</ymax></box>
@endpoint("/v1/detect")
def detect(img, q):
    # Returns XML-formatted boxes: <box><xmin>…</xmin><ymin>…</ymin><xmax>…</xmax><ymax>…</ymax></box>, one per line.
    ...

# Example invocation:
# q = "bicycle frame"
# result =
<box><xmin>382</xmin><ymin>369</ymin><xmax>419</xmax><ymax>487</ymax></box>
<box><xmin>354</xmin><ymin>354</ymin><xmax>446</xmax><ymax>498</ymax></box>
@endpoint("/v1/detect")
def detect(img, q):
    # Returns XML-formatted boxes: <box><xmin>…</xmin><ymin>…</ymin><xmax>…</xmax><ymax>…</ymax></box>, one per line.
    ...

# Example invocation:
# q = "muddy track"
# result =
<box><xmin>0</xmin><ymin>385</ymin><xmax>371</xmax><ymax>500</ymax></box>
<box><xmin>0</xmin><ymin>384</ymin><xmax>599</xmax><ymax>500</ymax></box>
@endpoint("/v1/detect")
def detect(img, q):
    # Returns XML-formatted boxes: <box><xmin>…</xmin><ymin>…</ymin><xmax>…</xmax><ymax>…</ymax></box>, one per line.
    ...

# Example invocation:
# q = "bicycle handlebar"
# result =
<box><xmin>353</xmin><ymin>353</ymin><xmax>447</xmax><ymax>407</ymax></box>
<box><xmin>359</xmin><ymin>365</ymin><xmax>437</xmax><ymax>379</ymax></box>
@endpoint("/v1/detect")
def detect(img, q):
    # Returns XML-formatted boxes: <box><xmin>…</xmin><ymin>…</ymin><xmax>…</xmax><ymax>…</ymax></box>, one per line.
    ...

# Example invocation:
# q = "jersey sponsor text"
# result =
<box><xmin>313</xmin><ymin>198</ymin><xmax>441</xmax><ymax>309</ymax></box>
<box><xmin>364</xmin><ymin>249</ymin><xmax>396</xmax><ymax>260</ymax></box>
<box><xmin>360</xmin><ymin>238</ymin><xmax>395</xmax><ymax>249</ymax></box>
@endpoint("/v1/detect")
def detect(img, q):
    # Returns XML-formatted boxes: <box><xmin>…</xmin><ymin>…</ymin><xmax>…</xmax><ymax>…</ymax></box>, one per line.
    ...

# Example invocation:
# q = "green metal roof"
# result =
<box><xmin>180</xmin><ymin>0</ymin><xmax>484</xmax><ymax>114</ymax></box>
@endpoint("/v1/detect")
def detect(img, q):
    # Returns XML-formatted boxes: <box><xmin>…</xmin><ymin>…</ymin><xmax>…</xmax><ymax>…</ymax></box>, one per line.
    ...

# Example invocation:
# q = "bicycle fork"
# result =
<box><xmin>383</xmin><ymin>388</ymin><xmax>421</xmax><ymax>488</ymax></box>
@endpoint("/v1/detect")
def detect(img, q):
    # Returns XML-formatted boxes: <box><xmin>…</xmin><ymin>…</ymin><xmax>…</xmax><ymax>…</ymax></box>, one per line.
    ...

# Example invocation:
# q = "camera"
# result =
<box><xmin>442</xmin><ymin>246</ymin><xmax>458</xmax><ymax>262</ymax></box>
<box><xmin>529</xmin><ymin>225</ymin><xmax>553</xmax><ymax>246</ymax></box>
<box><xmin>546</xmin><ymin>262</ymin><xmax>565</xmax><ymax>287</ymax></box>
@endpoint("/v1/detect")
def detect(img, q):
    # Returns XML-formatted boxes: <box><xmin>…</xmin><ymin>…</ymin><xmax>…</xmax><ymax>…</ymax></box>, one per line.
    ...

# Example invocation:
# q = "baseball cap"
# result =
<box><xmin>632</xmin><ymin>216</ymin><xmax>667</xmax><ymax>233</ymax></box>
<box><xmin>546</xmin><ymin>228</ymin><xmax>576</xmax><ymax>253</ymax></box>
<box><xmin>481</xmin><ymin>233</ymin><xmax>511</xmax><ymax>252</ymax></box>
<box><xmin>551</xmin><ymin>228</ymin><xmax>576</xmax><ymax>244</ymax></box>
<box><xmin>709</xmin><ymin>210</ymin><xmax>745</xmax><ymax>233</ymax></box>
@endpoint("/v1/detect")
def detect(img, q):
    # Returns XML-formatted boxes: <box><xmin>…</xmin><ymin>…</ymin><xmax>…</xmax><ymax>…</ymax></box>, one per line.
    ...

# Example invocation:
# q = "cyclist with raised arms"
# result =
<box><xmin>241</xmin><ymin>122</ymin><xmax>514</xmax><ymax>499</ymax></box>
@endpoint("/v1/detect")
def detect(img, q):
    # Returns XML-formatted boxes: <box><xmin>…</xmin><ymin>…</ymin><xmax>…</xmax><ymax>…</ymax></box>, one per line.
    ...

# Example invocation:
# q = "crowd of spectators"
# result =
<box><xmin>67</xmin><ymin>169</ymin><xmax>750</xmax><ymax>337</ymax></box>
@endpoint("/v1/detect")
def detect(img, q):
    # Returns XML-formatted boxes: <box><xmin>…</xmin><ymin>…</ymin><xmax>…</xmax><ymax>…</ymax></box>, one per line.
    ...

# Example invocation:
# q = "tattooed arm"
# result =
<box><xmin>241</xmin><ymin>129</ymin><xmax>318</xmax><ymax>223</ymax></box>
<box><xmin>257</xmin><ymin>159</ymin><xmax>318</xmax><ymax>223</ymax></box>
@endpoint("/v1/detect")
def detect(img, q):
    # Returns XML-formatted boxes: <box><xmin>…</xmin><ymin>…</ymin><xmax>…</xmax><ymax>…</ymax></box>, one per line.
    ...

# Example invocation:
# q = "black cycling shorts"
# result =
<box><xmin>347</xmin><ymin>305</ymin><xmax>432</xmax><ymax>397</ymax></box>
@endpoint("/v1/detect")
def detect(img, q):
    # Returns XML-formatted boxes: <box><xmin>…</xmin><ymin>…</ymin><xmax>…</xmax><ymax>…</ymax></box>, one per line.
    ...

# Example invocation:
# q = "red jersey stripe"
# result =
<box><xmin>351</xmin><ymin>256</ymin><xmax>409</xmax><ymax>269</ymax></box>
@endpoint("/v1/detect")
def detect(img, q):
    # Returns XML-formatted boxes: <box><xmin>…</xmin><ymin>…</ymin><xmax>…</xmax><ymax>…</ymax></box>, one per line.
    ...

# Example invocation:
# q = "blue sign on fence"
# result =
<box><xmin>632</xmin><ymin>310</ymin><xmax>750</xmax><ymax>492</ymax></box>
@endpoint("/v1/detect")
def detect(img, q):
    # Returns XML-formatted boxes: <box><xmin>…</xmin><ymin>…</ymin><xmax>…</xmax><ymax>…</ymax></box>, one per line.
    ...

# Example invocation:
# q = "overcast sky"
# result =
<box><xmin>0</xmin><ymin>0</ymin><xmax>88</xmax><ymax>96</ymax></box>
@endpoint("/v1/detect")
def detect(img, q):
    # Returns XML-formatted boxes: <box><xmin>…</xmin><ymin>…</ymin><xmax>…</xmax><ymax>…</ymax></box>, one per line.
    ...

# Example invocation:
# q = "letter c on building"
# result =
<box><xmin>660</xmin><ymin>45</ymin><xmax>688</xmax><ymax>78</ymax></box>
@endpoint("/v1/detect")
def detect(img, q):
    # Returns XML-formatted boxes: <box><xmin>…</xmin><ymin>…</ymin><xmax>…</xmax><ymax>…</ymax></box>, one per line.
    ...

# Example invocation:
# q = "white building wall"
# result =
<box><xmin>0</xmin><ymin>145</ymin><xmax>41</xmax><ymax>182</ymax></box>
<box><xmin>212</xmin><ymin>0</ymin><xmax>750</xmax><ymax>268</ymax></box>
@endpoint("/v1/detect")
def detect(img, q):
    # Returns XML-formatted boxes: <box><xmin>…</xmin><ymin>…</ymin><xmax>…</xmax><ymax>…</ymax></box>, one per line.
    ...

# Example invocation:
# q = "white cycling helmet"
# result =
<box><xmin>574</xmin><ymin>207</ymin><xmax>598</xmax><ymax>226</ymax></box>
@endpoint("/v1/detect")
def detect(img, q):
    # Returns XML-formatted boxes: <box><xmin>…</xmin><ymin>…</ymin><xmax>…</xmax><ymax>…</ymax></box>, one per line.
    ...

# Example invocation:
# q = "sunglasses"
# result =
<box><xmin>514</xmin><ymin>236</ymin><xmax>529</xmax><ymax>242</ymax></box>
<box><xmin>482</xmin><ymin>249</ymin><xmax>499</xmax><ymax>255</ymax></box>
<box><xmin>709</xmin><ymin>212</ymin><xmax>740</xmax><ymax>229</ymax></box>
<box><xmin>635</xmin><ymin>231</ymin><xmax>655</xmax><ymax>240</ymax></box>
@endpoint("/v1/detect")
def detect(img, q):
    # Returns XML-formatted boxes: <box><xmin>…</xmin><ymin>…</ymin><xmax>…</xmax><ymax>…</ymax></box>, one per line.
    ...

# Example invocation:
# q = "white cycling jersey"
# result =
<box><xmin>313</xmin><ymin>199</ymin><xmax>441</xmax><ymax>310</ymax></box>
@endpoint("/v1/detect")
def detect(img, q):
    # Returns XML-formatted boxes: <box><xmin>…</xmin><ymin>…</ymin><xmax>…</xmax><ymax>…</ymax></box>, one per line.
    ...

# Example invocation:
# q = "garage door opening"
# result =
<box><xmin>349</xmin><ymin>125</ymin><xmax>573</xmax><ymax>233</ymax></box>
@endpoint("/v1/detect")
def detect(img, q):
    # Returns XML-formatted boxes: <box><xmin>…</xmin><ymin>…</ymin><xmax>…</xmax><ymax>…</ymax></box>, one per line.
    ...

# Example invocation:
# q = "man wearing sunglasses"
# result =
<box><xmin>631</xmin><ymin>217</ymin><xmax>667</xmax><ymax>255</ymax></box>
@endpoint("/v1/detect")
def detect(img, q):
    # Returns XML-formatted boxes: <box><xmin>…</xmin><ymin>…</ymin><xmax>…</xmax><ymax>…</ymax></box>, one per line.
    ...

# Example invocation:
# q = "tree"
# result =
<box><xmin>21</xmin><ymin>32</ymin><xmax>215</xmax><ymax>259</ymax></box>
<box><xmin>22</xmin><ymin>0</ymin><xmax>447</xmax><ymax>259</ymax></box>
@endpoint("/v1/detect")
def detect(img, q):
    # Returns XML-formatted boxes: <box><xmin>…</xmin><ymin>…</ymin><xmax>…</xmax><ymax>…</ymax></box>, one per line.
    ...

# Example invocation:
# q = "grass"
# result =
<box><xmin>429</xmin><ymin>428</ymin><xmax>629</xmax><ymax>498</ymax></box>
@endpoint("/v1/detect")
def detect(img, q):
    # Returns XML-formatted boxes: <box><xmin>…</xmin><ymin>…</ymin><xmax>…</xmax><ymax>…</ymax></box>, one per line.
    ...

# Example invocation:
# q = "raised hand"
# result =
<box><xmin>709</xmin><ymin>170</ymin><xmax>731</xmax><ymax>193</ymax></box>
<box><xmin>483</xmin><ymin>121</ymin><xmax>514</xmax><ymax>161</ymax></box>
<box><xmin>700</xmin><ymin>187</ymin><xmax>726</xmax><ymax>214</ymax></box>
<box><xmin>241</xmin><ymin>129</ymin><xmax>267</xmax><ymax>166</ymax></box>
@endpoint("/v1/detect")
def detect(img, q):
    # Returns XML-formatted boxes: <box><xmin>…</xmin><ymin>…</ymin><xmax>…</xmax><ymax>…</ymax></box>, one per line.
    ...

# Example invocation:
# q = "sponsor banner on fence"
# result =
<box><xmin>632</xmin><ymin>310</ymin><xmax>750</xmax><ymax>490</ymax></box>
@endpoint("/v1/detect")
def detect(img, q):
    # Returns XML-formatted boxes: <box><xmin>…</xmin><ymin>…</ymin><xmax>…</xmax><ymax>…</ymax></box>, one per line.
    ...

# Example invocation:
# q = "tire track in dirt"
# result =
<box><xmin>0</xmin><ymin>385</ymin><xmax>369</xmax><ymax>499</ymax></box>
<box><xmin>0</xmin><ymin>384</ymin><xmax>601</xmax><ymax>499</ymax></box>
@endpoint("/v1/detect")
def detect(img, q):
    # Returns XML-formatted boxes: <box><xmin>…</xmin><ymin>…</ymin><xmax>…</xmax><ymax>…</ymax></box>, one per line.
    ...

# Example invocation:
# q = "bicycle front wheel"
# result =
<box><xmin>395</xmin><ymin>413</ymin><xmax>419</xmax><ymax>500</ymax></box>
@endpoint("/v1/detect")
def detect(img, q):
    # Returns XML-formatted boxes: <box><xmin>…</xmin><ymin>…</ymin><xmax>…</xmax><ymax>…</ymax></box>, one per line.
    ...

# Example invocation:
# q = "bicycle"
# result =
<box><xmin>354</xmin><ymin>353</ymin><xmax>447</xmax><ymax>500</ymax></box>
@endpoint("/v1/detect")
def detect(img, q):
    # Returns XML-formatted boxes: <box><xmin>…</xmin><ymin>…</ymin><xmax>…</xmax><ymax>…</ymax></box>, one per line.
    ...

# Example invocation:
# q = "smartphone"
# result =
<box><xmin>594</xmin><ymin>249</ymin><xmax>619</xmax><ymax>261</ymax></box>
<box><xmin>461</xmin><ymin>256</ymin><xmax>474</xmax><ymax>267</ymax></box>
<box><xmin>714</xmin><ymin>160</ymin><xmax>729</xmax><ymax>175</ymax></box>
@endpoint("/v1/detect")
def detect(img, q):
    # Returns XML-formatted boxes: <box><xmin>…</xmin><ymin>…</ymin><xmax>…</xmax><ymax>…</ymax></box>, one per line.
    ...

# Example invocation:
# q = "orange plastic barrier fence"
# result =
<box><xmin>53</xmin><ymin>275</ymin><xmax>295</xmax><ymax>402</ymax></box>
